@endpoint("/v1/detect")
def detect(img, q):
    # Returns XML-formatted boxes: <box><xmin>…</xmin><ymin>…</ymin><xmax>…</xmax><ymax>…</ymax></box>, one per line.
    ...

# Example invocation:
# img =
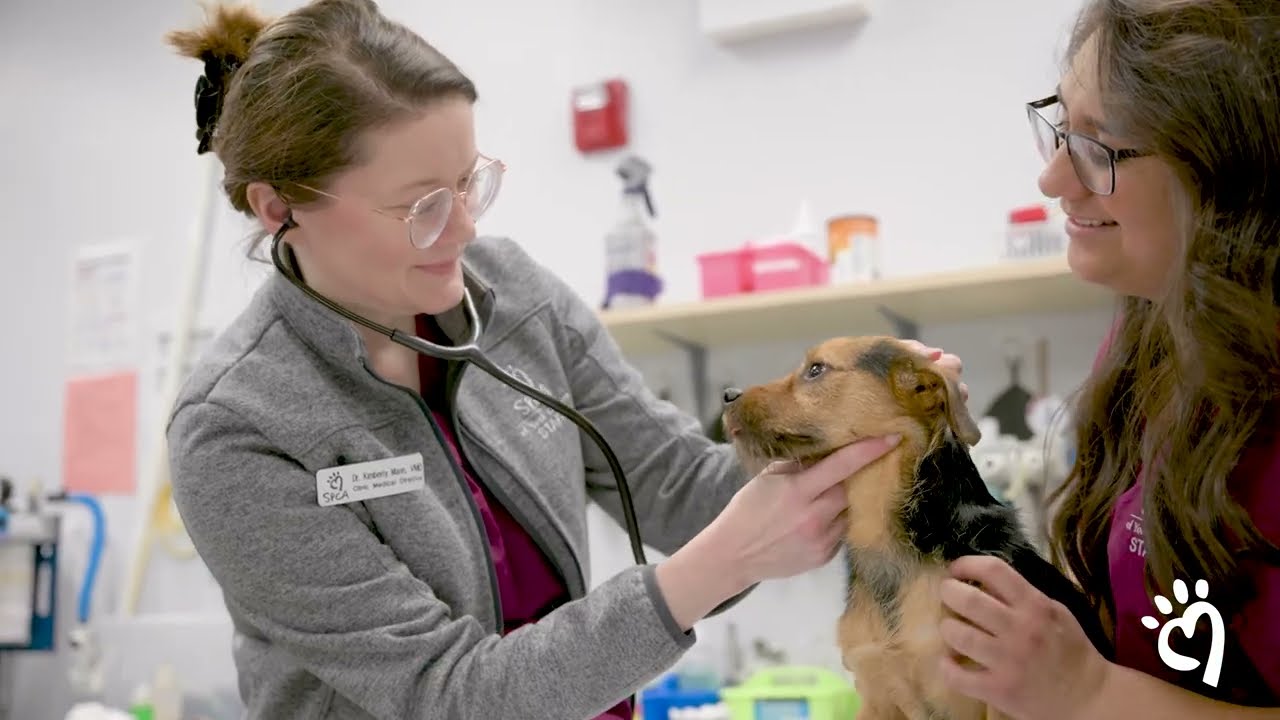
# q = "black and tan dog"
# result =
<box><xmin>721</xmin><ymin>336</ymin><xmax>1111</xmax><ymax>720</ymax></box>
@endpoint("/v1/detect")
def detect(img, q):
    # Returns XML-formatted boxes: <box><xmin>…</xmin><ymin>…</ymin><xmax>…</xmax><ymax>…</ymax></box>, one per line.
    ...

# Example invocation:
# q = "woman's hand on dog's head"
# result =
<box><xmin>707</xmin><ymin>434</ymin><xmax>902</xmax><ymax>592</ymax></box>
<box><xmin>901</xmin><ymin>339</ymin><xmax>968</xmax><ymax>402</ymax></box>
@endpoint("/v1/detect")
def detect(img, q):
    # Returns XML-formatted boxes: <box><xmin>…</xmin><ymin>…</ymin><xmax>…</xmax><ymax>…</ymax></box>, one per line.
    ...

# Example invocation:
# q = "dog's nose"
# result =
<box><xmin>723</xmin><ymin>387</ymin><xmax>743</xmax><ymax>404</ymax></box>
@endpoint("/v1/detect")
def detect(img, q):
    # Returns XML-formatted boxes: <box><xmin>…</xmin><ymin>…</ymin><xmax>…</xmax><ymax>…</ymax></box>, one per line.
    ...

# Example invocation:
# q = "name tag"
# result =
<box><xmin>316</xmin><ymin>453</ymin><xmax>425</xmax><ymax>507</ymax></box>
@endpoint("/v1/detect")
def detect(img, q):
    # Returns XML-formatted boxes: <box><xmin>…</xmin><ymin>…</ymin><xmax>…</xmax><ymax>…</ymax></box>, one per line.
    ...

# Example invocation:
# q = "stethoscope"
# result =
<box><xmin>270</xmin><ymin>217</ymin><xmax>648</xmax><ymax>565</ymax></box>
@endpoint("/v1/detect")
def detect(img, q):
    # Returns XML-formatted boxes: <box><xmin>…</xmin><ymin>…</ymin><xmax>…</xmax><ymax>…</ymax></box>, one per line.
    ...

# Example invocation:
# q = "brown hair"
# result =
<box><xmin>165</xmin><ymin>0</ymin><xmax>477</xmax><ymax>253</ymax></box>
<box><xmin>1048</xmin><ymin>0</ymin><xmax>1280</xmax><ymax>634</ymax></box>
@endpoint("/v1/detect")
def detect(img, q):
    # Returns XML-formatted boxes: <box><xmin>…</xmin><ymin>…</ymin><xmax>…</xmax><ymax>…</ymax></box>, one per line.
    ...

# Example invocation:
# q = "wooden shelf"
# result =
<box><xmin>599</xmin><ymin>256</ymin><xmax>1115</xmax><ymax>355</ymax></box>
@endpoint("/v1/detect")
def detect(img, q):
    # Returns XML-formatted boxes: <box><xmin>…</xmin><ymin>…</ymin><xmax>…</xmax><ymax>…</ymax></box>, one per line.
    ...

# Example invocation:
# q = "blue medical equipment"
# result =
<box><xmin>0</xmin><ymin>485</ymin><xmax>105</xmax><ymax>652</ymax></box>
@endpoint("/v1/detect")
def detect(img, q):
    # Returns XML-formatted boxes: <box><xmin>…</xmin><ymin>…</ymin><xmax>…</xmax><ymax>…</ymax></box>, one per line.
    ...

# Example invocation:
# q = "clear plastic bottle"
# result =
<box><xmin>150</xmin><ymin>664</ymin><xmax>183</xmax><ymax>720</ymax></box>
<box><xmin>128</xmin><ymin>683</ymin><xmax>154</xmax><ymax>720</ymax></box>
<box><xmin>602</xmin><ymin>155</ymin><xmax>662</xmax><ymax>309</ymax></box>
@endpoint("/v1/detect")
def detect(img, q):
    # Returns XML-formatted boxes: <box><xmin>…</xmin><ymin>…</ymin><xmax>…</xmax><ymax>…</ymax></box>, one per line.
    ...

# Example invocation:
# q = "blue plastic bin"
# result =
<box><xmin>640</xmin><ymin>673</ymin><xmax>721</xmax><ymax>720</ymax></box>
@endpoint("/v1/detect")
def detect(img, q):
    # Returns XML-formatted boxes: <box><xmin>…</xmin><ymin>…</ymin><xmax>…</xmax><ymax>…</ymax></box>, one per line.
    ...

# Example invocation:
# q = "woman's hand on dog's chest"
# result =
<box><xmin>937</xmin><ymin>555</ymin><xmax>1110</xmax><ymax>720</ymax></box>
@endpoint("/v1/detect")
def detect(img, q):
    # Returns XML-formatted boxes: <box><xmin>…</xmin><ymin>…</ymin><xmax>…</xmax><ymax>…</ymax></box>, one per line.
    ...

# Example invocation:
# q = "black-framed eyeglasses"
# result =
<box><xmin>287</xmin><ymin>155</ymin><xmax>506</xmax><ymax>249</ymax></box>
<box><xmin>1026</xmin><ymin>95</ymin><xmax>1150</xmax><ymax>196</ymax></box>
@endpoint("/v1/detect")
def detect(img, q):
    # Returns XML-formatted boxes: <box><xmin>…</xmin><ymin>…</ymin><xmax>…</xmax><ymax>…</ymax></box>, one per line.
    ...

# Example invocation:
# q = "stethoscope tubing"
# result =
<box><xmin>270</xmin><ymin>225</ymin><xmax>648</xmax><ymax>566</ymax></box>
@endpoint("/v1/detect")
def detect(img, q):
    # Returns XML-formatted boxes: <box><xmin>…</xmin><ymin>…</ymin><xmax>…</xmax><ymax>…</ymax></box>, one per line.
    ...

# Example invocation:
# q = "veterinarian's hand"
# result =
<box><xmin>937</xmin><ymin>555</ymin><xmax>1111</xmax><ymax>720</ymax></box>
<box><xmin>902</xmin><ymin>340</ymin><xmax>968</xmax><ymax>402</ymax></box>
<box><xmin>712</xmin><ymin>435</ymin><xmax>901</xmax><ymax>590</ymax></box>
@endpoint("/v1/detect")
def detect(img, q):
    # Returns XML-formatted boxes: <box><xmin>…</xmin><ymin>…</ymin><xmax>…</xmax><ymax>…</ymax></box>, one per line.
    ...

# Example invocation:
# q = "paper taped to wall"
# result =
<box><xmin>69</xmin><ymin>243</ymin><xmax>140</xmax><ymax>373</ymax></box>
<box><xmin>63</xmin><ymin>371</ymin><xmax>138</xmax><ymax>494</ymax></box>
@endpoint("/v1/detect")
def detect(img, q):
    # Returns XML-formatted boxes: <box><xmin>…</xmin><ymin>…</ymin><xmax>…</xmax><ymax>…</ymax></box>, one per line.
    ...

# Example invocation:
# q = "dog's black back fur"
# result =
<box><xmin>896</xmin><ymin>433</ymin><xmax>1113</xmax><ymax>658</ymax></box>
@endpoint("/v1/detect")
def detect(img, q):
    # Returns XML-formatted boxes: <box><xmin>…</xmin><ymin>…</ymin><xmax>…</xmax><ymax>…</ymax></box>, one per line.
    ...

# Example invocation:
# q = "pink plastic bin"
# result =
<box><xmin>697</xmin><ymin>242</ymin><xmax>829</xmax><ymax>299</ymax></box>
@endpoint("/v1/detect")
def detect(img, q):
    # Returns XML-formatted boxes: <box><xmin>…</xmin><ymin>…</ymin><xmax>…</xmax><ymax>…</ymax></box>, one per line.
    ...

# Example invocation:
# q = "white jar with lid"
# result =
<box><xmin>1003</xmin><ymin>204</ymin><xmax>1065</xmax><ymax>260</ymax></box>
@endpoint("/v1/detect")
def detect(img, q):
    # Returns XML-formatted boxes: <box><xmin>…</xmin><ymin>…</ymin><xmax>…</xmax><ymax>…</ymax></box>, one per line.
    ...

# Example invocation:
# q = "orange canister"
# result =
<box><xmin>826</xmin><ymin>214</ymin><xmax>880</xmax><ymax>282</ymax></box>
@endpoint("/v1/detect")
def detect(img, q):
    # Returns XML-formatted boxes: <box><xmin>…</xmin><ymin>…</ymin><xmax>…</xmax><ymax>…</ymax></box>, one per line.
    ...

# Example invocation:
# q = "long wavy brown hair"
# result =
<box><xmin>1047</xmin><ymin>0</ymin><xmax>1280</xmax><ymax>635</ymax></box>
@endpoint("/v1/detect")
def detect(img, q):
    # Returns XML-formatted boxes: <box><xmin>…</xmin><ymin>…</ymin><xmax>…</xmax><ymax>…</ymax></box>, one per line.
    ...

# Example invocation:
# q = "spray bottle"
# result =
<box><xmin>601</xmin><ymin>155</ymin><xmax>663</xmax><ymax>309</ymax></box>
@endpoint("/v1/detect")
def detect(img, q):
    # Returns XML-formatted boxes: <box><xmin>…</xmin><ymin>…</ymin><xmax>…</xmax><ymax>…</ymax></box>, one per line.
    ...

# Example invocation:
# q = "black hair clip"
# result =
<box><xmin>193</xmin><ymin>76</ymin><xmax>219</xmax><ymax>154</ymax></box>
<box><xmin>192</xmin><ymin>53</ymin><xmax>240</xmax><ymax>155</ymax></box>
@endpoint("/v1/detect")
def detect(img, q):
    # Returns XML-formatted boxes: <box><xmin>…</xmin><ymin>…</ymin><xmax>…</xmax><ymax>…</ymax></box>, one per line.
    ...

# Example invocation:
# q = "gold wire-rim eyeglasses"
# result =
<box><xmin>284</xmin><ymin>154</ymin><xmax>507</xmax><ymax>249</ymax></box>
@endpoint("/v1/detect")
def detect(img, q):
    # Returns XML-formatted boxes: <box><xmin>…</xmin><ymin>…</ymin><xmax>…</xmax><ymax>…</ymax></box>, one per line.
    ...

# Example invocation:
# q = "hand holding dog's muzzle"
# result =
<box><xmin>709</xmin><ymin>434</ymin><xmax>902</xmax><ymax>592</ymax></box>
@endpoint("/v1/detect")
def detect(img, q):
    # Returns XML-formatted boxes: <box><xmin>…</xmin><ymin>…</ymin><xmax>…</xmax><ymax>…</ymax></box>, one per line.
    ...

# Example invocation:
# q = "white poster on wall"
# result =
<box><xmin>68</xmin><ymin>242</ymin><xmax>141</xmax><ymax>374</ymax></box>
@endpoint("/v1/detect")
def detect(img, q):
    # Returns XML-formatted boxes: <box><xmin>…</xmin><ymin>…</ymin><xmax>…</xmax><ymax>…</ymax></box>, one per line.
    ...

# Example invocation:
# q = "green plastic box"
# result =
<box><xmin>720</xmin><ymin>665</ymin><xmax>860</xmax><ymax>720</ymax></box>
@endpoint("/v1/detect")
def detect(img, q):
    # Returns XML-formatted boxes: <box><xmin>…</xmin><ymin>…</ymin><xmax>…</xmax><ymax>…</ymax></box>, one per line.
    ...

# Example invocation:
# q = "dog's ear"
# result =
<box><xmin>888</xmin><ymin>357</ymin><xmax>981</xmax><ymax>446</ymax></box>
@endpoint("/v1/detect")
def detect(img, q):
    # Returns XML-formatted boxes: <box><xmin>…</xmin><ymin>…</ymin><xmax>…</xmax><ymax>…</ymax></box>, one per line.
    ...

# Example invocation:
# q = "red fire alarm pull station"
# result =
<box><xmin>572</xmin><ymin>78</ymin><xmax>628</xmax><ymax>153</ymax></box>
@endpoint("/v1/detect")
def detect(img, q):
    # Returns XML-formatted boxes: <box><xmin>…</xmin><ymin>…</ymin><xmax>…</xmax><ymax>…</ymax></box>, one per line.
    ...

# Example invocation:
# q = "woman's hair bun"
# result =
<box><xmin>166</xmin><ymin>3</ymin><xmax>272</xmax><ymax>154</ymax></box>
<box><xmin>167</xmin><ymin>3</ymin><xmax>269</xmax><ymax>66</ymax></box>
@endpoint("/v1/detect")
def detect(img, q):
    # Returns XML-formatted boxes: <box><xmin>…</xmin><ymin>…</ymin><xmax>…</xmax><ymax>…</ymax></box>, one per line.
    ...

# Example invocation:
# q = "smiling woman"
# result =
<box><xmin>932</xmin><ymin>1</ymin><xmax>1280</xmax><ymax>719</ymax></box>
<box><xmin>159</xmin><ymin>2</ymin><xmax>955</xmax><ymax>719</ymax></box>
<box><xmin>1029</xmin><ymin>38</ymin><xmax>1185</xmax><ymax>301</ymax></box>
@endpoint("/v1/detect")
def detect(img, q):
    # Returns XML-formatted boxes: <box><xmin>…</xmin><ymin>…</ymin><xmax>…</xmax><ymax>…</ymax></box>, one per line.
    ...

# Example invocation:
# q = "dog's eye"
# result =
<box><xmin>804</xmin><ymin>362</ymin><xmax>827</xmax><ymax>380</ymax></box>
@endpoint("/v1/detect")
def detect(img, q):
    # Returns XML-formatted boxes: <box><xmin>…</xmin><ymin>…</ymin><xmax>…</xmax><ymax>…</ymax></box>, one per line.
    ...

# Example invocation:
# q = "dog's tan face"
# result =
<box><xmin>721</xmin><ymin>336</ymin><xmax>979</xmax><ymax>474</ymax></box>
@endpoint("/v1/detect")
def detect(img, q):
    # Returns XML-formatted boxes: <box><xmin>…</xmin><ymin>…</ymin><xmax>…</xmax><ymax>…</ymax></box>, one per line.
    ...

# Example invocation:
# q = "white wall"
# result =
<box><xmin>0</xmin><ymin>0</ymin><xmax>1106</xmax><ymax>717</ymax></box>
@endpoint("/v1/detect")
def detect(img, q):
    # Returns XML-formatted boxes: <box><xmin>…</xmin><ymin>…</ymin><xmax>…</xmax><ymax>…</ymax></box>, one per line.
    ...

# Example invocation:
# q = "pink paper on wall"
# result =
<box><xmin>63</xmin><ymin>371</ymin><xmax>137</xmax><ymax>494</ymax></box>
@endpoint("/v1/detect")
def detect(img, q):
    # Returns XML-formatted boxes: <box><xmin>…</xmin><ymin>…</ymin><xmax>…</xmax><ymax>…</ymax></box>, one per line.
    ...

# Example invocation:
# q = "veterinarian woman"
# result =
<box><xmin>935</xmin><ymin>1</ymin><xmax>1280</xmax><ymax>718</ymax></box>
<box><xmin>162</xmin><ymin>2</ymin><xmax>967</xmax><ymax>718</ymax></box>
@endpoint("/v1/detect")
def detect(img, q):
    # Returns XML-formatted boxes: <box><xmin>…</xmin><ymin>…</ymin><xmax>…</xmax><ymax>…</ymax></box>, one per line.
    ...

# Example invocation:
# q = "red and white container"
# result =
<box><xmin>1004</xmin><ymin>204</ymin><xmax>1066</xmax><ymax>260</ymax></box>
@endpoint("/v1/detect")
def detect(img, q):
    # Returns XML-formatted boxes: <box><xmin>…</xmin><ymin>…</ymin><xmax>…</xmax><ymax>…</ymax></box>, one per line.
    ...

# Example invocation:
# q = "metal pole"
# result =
<box><xmin>120</xmin><ymin>152</ymin><xmax>220</xmax><ymax>615</ymax></box>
